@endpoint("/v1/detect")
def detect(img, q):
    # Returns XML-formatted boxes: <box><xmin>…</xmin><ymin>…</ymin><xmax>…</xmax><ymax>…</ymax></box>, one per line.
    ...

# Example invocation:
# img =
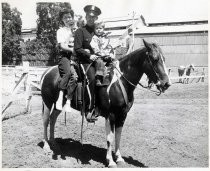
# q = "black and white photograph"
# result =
<box><xmin>1</xmin><ymin>0</ymin><xmax>209</xmax><ymax>168</ymax></box>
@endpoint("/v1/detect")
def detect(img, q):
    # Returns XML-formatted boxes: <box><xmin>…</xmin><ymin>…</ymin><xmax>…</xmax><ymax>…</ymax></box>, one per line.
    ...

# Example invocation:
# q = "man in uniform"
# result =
<box><xmin>74</xmin><ymin>5</ymin><xmax>102</xmax><ymax>122</ymax></box>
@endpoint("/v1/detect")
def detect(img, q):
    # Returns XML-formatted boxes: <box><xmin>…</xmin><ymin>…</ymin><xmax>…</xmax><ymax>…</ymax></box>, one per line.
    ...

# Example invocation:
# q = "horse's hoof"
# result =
<box><xmin>117</xmin><ymin>161</ymin><xmax>125</xmax><ymax>167</ymax></box>
<box><xmin>43</xmin><ymin>146</ymin><xmax>52</xmax><ymax>155</ymax></box>
<box><xmin>107</xmin><ymin>161</ymin><xmax>117</xmax><ymax>168</ymax></box>
<box><xmin>108</xmin><ymin>164</ymin><xmax>117</xmax><ymax>168</ymax></box>
<box><xmin>43</xmin><ymin>142</ymin><xmax>53</xmax><ymax>156</ymax></box>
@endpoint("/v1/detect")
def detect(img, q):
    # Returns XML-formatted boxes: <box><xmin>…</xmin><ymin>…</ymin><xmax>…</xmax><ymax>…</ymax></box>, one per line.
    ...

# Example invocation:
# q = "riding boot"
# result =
<box><xmin>56</xmin><ymin>90</ymin><xmax>63</xmax><ymax>110</ymax></box>
<box><xmin>96</xmin><ymin>75</ymin><xmax>109</xmax><ymax>86</ymax></box>
<box><xmin>96</xmin><ymin>75</ymin><xmax>104</xmax><ymax>86</ymax></box>
<box><xmin>64</xmin><ymin>99</ymin><xmax>71</xmax><ymax>112</ymax></box>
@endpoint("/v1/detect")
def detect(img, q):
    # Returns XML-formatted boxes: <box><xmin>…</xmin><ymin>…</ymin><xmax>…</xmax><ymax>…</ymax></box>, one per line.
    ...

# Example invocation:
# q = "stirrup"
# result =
<box><xmin>86</xmin><ymin>110</ymin><xmax>98</xmax><ymax>123</ymax></box>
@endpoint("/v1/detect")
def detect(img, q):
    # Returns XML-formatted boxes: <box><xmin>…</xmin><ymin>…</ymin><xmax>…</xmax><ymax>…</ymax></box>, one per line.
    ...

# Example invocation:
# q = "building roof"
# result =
<box><xmin>22</xmin><ymin>28</ymin><xmax>37</xmax><ymax>33</ymax></box>
<box><xmin>105</xmin><ymin>20</ymin><xmax>133</xmax><ymax>28</ymax></box>
<box><xmin>103</xmin><ymin>15</ymin><xmax>141</xmax><ymax>22</ymax></box>
<box><xmin>134</xmin><ymin>23</ymin><xmax>208</xmax><ymax>34</ymax></box>
<box><xmin>106</xmin><ymin>29</ymin><xmax>127</xmax><ymax>36</ymax></box>
<box><xmin>146</xmin><ymin>17</ymin><xmax>208</xmax><ymax>25</ymax></box>
<box><xmin>106</xmin><ymin>23</ymin><xmax>208</xmax><ymax>37</ymax></box>
<box><xmin>148</xmin><ymin>20</ymin><xmax>208</xmax><ymax>26</ymax></box>
<box><xmin>104</xmin><ymin>15</ymin><xmax>147</xmax><ymax>29</ymax></box>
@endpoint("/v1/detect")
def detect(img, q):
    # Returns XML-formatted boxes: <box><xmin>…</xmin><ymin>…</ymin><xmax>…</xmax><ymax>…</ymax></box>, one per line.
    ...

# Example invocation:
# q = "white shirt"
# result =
<box><xmin>56</xmin><ymin>27</ymin><xmax>74</xmax><ymax>46</ymax></box>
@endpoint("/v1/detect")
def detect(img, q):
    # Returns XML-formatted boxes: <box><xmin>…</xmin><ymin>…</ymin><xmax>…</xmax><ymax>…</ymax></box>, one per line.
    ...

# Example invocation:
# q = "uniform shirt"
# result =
<box><xmin>74</xmin><ymin>25</ymin><xmax>95</xmax><ymax>63</ymax></box>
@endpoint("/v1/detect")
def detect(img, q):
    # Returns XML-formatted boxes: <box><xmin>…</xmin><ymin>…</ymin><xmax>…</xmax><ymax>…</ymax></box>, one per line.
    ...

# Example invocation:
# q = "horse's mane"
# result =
<box><xmin>119</xmin><ymin>47</ymin><xmax>147</xmax><ymax>69</ymax></box>
<box><xmin>119</xmin><ymin>42</ymin><xmax>164</xmax><ymax>69</ymax></box>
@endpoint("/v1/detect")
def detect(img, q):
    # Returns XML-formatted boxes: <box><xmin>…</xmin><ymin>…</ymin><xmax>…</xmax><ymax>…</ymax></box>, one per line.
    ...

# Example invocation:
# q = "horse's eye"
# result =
<box><xmin>151</xmin><ymin>54</ymin><xmax>159</xmax><ymax>63</ymax></box>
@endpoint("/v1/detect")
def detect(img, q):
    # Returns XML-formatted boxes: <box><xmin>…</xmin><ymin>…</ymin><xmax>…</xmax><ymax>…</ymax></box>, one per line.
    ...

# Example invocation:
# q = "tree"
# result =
<box><xmin>36</xmin><ymin>2</ymin><xmax>72</xmax><ymax>65</ymax></box>
<box><xmin>2</xmin><ymin>3</ymin><xmax>22</xmax><ymax>65</ymax></box>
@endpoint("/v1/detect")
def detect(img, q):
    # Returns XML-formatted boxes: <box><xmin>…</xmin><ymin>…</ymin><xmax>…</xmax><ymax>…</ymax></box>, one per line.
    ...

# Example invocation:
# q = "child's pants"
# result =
<box><xmin>95</xmin><ymin>58</ymin><xmax>105</xmax><ymax>77</ymax></box>
<box><xmin>58</xmin><ymin>56</ymin><xmax>77</xmax><ymax>99</ymax></box>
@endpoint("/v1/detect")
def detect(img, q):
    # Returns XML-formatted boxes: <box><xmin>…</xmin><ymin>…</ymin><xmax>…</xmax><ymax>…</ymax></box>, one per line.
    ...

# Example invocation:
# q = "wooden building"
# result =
<box><xmin>21</xmin><ymin>28</ymin><xmax>37</xmax><ymax>42</ymax></box>
<box><xmin>104</xmin><ymin>17</ymin><xmax>208</xmax><ymax>67</ymax></box>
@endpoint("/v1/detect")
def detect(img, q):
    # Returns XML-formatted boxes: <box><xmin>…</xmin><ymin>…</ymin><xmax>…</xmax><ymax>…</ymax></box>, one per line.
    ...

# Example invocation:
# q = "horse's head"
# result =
<box><xmin>189</xmin><ymin>64</ymin><xmax>195</xmax><ymax>71</ymax></box>
<box><xmin>143</xmin><ymin>39</ymin><xmax>171</xmax><ymax>93</ymax></box>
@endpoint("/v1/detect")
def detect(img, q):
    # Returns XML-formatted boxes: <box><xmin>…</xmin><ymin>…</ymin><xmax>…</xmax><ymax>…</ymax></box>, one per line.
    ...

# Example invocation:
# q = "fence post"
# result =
<box><xmin>2</xmin><ymin>72</ymin><xmax>28</xmax><ymax>120</ymax></box>
<box><xmin>25</xmin><ymin>73</ymin><xmax>32</xmax><ymax>113</ymax></box>
<box><xmin>22</xmin><ymin>61</ymin><xmax>33</xmax><ymax>112</ymax></box>
<box><xmin>201</xmin><ymin>68</ymin><xmax>205</xmax><ymax>82</ymax></box>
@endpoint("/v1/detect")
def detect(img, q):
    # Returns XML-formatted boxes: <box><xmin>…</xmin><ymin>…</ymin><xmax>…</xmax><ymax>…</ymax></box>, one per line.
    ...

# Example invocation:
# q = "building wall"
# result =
<box><xmin>133</xmin><ymin>32</ymin><xmax>208</xmax><ymax>67</ymax></box>
<box><xmin>21</xmin><ymin>33</ymin><xmax>36</xmax><ymax>42</ymax></box>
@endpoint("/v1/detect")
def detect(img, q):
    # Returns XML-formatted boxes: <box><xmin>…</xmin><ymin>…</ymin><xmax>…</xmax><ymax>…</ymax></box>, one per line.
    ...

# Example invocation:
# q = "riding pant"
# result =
<box><xmin>95</xmin><ymin>58</ymin><xmax>105</xmax><ymax>77</ymax></box>
<box><xmin>58</xmin><ymin>53</ymin><xmax>78</xmax><ymax>99</ymax></box>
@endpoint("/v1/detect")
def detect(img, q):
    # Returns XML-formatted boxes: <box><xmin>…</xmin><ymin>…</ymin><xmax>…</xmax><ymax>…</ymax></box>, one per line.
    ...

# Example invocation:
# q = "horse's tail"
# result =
<box><xmin>42</xmin><ymin>101</ymin><xmax>44</xmax><ymax>115</ymax></box>
<box><xmin>40</xmin><ymin>68</ymin><xmax>51</xmax><ymax>84</ymax></box>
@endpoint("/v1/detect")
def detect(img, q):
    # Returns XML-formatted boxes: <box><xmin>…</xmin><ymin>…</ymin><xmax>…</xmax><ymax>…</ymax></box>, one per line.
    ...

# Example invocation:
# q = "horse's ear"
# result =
<box><xmin>143</xmin><ymin>39</ymin><xmax>152</xmax><ymax>50</ymax></box>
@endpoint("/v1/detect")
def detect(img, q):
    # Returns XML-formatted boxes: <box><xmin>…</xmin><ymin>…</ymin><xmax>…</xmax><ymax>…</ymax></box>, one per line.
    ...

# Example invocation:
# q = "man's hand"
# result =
<box><xmin>84</xmin><ymin>49</ymin><xmax>90</xmax><ymax>53</ymax></box>
<box><xmin>90</xmin><ymin>54</ymin><xmax>98</xmax><ymax>61</ymax></box>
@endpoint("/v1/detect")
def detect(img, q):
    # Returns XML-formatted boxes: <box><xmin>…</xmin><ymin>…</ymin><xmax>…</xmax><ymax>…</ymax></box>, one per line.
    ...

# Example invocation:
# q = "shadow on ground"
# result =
<box><xmin>38</xmin><ymin>138</ymin><xmax>147</xmax><ymax>168</ymax></box>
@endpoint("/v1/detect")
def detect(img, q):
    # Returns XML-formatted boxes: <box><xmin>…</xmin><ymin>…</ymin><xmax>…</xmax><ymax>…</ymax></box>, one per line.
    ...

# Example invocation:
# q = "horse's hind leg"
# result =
<box><xmin>49</xmin><ymin>108</ymin><xmax>61</xmax><ymax>153</ymax></box>
<box><xmin>42</xmin><ymin>102</ymin><xmax>51</xmax><ymax>154</ymax></box>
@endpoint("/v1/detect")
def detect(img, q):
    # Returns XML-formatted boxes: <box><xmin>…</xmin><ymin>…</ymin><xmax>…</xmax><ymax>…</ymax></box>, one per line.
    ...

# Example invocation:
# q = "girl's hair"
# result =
<box><xmin>59</xmin><ymin>9</ymin><xmax>74</xmax><ymax>26</ymax></box>
<box><xmin>95</xmin><ymin>21</ymin><xmax>105</xmax><ymax>29</ymax></box>
<box><xmin>59</xmin><ymin>9</ymin><xmax>74</xmax><ymax>20</ymax></box>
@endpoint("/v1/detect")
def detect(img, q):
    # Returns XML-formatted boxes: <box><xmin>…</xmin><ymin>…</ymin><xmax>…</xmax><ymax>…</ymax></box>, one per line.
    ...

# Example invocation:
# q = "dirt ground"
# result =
<box><xmin>1</xmin><ymin>69</ymin><xmax>209</xmax><ymax>168</ymax></box>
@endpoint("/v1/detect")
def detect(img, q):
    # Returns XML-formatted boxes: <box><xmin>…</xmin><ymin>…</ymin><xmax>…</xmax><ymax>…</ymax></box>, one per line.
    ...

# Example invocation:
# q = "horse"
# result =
<box><xmin>185</xmin><ymin>64</ymin><xmax>195</xmax><ymax>83</ymax></box>
<box><xmin>178</xmin><ymin>64</ymin><xmax>194</xmax><ymax>83</ymax></box>
<box><xmin>40</xmin><ymin>39</ymin><xmax>171</xmax><ymax>168</ymax></box>
<box><xmin>178</xmin><ymin>65</ymin><xmax>186</xmax><ymax>83</ymax></box>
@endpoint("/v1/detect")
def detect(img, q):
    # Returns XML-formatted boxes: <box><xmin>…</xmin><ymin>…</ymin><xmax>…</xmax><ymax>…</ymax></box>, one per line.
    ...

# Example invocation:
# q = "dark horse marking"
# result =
<box><xmin>40</xmin><ymin>39</ymin><xmax>171</xmax><ymax>167</ymax></box>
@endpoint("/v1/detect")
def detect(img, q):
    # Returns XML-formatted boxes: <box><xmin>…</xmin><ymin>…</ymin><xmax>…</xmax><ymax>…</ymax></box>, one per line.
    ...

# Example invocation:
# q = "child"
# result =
<box><xmin>90</xmin><ymin>22</ymin><xmax>114</xmax><ymax>86</ymax></box>
<box><xmin>56</xmin><ymin>9</ymin><xmax>78</xmax><ymax>112</ymax></box>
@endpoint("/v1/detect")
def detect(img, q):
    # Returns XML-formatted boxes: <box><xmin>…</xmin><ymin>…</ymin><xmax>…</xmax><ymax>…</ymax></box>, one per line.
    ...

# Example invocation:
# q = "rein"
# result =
<box><xmin>82</xmin><ymin>51</ymin><xmax>163</xmax><ymax>96</ymax></box>
<box><xmin>114</xmin><ymin>52</ymin><xmax>162</xmax><ymax>96</ymax></box>
<box><xmin>114</xmin><ymin>65</ymin><xmax>161</xmax><ymax>96</ymax></box>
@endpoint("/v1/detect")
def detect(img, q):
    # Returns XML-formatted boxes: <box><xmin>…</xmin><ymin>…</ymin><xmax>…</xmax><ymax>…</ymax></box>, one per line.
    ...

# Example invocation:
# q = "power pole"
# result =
<box><xmin>131</xmin><ymin>11</ymin><xmax>136</xmax><ymax>51</ymax></box>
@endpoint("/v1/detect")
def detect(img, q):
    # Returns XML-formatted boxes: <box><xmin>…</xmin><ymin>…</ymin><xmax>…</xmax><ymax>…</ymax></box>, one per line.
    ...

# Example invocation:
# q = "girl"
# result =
<box><xmin>56</xmin><ymin>9</ymin><xmax>78</xmax><ymax>112</ymax></box>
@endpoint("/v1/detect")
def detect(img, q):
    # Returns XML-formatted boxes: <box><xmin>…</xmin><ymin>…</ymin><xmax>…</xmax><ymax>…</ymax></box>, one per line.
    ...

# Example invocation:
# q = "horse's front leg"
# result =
<box><xmin>115</xmin><ymin>126</ymin><xmax>125</xmax><ymax>165</ymax></box>
<box><xmin>105</xmin><ymin>117</ymin><xmax>117</xmax><ymax>168</ymax></box>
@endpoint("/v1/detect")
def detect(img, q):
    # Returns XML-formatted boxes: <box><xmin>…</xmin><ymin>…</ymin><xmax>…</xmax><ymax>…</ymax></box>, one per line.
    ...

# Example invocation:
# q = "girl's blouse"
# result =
<box><xmin>57</xmin><ymin>27</ymin><xmax>74</xmax><ymax>46</ymax></box>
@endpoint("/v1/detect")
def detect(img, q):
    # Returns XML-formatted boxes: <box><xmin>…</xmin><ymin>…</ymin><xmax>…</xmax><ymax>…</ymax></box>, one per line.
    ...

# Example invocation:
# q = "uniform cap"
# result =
<box><xmin>84</xmin><ymin>5</ymin><xmax>101</xmax><ymax>16</ymax></box>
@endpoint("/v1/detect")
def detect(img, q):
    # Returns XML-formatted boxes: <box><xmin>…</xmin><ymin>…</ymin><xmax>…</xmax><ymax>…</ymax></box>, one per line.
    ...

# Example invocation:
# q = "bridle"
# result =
<box><xmin>114</xmin><ymin>50</ymin><xmax>163</xmax><ymax>96</ymax></box>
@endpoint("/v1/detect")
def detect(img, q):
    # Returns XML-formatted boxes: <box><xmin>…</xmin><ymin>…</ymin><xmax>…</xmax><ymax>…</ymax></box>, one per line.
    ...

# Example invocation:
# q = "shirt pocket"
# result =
<box><xmin>84</xmin><ymin>38</ymin><xmax>91</xmax><ymax>43</ymax></box>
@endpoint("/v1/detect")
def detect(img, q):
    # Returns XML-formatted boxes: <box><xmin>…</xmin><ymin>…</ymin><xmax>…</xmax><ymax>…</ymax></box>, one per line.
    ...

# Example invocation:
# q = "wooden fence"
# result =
<box><xmin>1</xmin><ymin>65</ymin><xmax>207</xmax><ymax>120</ymax></box>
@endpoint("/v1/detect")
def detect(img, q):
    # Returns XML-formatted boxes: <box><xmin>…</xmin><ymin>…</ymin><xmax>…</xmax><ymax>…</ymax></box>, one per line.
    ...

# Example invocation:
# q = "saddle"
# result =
<box><xmin>67</xmin><ymin>60</ymin><xmax>115</xmax><ymax>121</ymax></box>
